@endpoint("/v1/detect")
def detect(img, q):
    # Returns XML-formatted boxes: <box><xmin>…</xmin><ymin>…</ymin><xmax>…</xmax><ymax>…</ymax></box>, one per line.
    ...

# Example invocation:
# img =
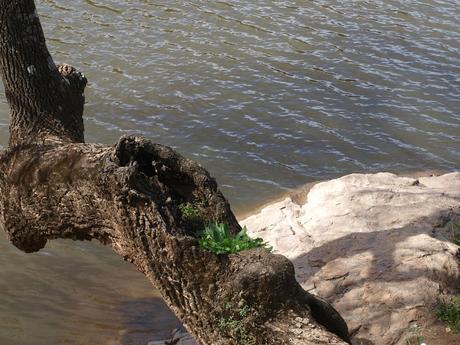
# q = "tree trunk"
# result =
<box><xmin>0</xmin><ymin>1</ymin><xmax>350</xmax><ymax>344</ymax></box>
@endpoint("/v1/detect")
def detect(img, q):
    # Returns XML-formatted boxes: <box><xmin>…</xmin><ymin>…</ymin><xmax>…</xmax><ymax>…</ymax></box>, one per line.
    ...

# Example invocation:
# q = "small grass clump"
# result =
<box><xmin>179</xmin><ymin>202</ymin><xmax>200</xmax><ymax>221</ymax></box>
<box><xmin>218</xmin><ymin>303</ymin><xmax>257</xmax><ymax>345</ymax></box>
<box><xmin>436</xmin><ymin>297</ymin><xmax>460</xmax><ymax>332</ymax></box>
<box><xmin>218</xmin><ymin>315</ymin><xmax>251</xmax><ymax>344</ymax></box>
<box><xmin>179</xmin><ymin>202</ymin><xmax>204</xmax><ymax>231</ymax></box>
<box><xmin>198</xmin><ymin>222</ymin><xmax>271</xmax><ymax>254</ymax></box>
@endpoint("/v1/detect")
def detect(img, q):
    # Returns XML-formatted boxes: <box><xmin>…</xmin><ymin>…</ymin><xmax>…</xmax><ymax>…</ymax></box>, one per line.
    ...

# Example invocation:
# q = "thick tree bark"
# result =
<box><xmin>0</xmin><ymin>0</ymin><xmax>85</xmax><ymax>145</ymax></box>
<box><xmin>0</xmin><ymin>1</ymin><xmax>350</xmax><ymax>344</ymax></box>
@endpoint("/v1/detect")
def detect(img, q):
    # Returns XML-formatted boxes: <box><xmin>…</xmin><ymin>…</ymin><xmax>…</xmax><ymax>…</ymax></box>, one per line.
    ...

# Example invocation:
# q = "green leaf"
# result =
<box><xmin>198</xmin><ymin>222</ymin><xmax>272</xmax><ymax>254</ymax></box>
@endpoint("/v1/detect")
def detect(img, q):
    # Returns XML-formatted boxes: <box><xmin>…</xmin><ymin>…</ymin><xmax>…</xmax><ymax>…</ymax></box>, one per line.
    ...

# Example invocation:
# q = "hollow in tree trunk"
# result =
<box><xmin>0</xmin><ymin>1</ymin><xmax>350</xmax><ymax>344</ymax></box>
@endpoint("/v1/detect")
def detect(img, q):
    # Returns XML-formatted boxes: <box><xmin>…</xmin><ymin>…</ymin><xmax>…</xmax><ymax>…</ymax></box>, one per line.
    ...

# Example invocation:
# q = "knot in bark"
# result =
<box><xmin>57</xmin><ymin>63</ymin><xmax>88</xmax><ymax>93</ymax></box>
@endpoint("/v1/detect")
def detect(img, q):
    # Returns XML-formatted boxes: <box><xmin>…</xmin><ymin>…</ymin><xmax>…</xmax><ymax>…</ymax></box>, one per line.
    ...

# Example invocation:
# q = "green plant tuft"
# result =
<box><xmin>218</xmin><ymin>303</ymin><xmax>257</xmax><ymax>345</ymax></box>
<box><xmin>179</xmin><ymin>202</ymin><xmax>204</xmax><ymax>232</ymax></box>
<box><xmin>436</xmin><ymin>297</ymin><xmax>460</xmax><ymax>332</ymax></box>
<box><xmin>198</xmin><ymin>222</ymin><xmax>271</xmax><ymax>254</ymax></box>
<box><xmin>179</xmin><ymin>202</ymin><xmax>199</xmax><ymax>221</ymax></box>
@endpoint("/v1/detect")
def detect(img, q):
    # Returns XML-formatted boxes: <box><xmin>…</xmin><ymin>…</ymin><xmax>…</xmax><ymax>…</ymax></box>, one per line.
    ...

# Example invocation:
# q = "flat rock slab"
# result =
<box><xmin>242</xmin><ymin>172</ymin><xmax>460</xmax><ymax>345</ymax></box>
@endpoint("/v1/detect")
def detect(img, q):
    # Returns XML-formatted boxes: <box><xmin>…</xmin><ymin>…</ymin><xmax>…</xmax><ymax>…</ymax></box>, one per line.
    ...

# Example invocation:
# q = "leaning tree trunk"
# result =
<box><xmin>0</xmin><ymin>1</ymin><xmax>350</xmax><ymax>344</ymax></box>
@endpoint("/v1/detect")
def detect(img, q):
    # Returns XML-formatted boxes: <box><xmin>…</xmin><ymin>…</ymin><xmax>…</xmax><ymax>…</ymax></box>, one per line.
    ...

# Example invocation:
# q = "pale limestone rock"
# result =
<box><xmin>241</xmin><ymin>172</ymin><xmax>460</xmax><ymax>345</ymax></box>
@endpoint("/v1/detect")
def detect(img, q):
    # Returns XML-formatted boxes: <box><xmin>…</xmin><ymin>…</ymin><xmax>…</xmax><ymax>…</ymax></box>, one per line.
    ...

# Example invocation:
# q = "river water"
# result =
<box><xmin>0</xmin><ymin>0</ymin><xmax>459</xmax><ymax>344</ymax></box>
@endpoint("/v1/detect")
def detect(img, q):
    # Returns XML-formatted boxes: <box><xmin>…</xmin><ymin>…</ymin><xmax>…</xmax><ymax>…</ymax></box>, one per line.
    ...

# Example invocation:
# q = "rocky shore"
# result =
<box><xmin>242</xmin><ymin>172</ymin><xmax>460</xmax><ymax>345</ymax></box>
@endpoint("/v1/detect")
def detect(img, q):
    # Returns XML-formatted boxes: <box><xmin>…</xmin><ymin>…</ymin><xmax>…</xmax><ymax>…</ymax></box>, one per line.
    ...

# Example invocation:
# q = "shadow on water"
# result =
<box><xmin>0</xmin><ymin>234</ymin><xmax>195</xmax><ymax>345</ymax></box>
<box><xmin>120</xmin><ymin>297</ymin><xmax>195</xmax><ymax>345</ymax></box>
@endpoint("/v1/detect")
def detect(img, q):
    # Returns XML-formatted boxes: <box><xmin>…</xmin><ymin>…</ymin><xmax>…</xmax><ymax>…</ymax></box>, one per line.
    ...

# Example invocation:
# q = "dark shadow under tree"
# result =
<box><xmin>0</xmin><ymin>1</ymin><xmax>350</xmax><ymax>344</ymax></box>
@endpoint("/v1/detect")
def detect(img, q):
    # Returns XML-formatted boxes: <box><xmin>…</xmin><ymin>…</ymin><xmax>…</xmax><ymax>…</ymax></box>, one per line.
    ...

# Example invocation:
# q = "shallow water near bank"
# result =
<box><xmin>0</xmin><ymin>0</ymin><xmax>459</xmax><ymax>343</ymax></box>
<box><xmin>0</xmin><ymin>235</ymin><xmax>189</xmax><ymax>345</ymax></box>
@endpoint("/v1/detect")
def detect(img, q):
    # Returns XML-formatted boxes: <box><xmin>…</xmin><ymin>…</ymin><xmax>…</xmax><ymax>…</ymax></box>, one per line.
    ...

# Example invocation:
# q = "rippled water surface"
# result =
<box><xmin>0</xmin><ymin>0</ymin><xmax>459</xmax><ymax>343</ymax></box>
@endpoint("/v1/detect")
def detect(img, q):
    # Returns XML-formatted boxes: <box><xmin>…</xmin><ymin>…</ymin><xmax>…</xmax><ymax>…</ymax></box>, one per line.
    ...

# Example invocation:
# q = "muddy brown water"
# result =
<box><xmin>0</xmin><ymin>0</ymin><xmax>459</xmax><ymax>344</ymax></box>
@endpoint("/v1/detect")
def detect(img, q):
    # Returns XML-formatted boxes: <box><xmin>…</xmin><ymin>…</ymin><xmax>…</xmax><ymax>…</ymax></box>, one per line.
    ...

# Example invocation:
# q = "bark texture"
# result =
<box><xmin>0</xmin><ymin>0</ymin><xmax>85</xmax><ymax>145</ymax></box>
<box><xmin>0</xmin><ymin>1</ymin><xmax>351</xmax><ymax>344</ymax></box>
